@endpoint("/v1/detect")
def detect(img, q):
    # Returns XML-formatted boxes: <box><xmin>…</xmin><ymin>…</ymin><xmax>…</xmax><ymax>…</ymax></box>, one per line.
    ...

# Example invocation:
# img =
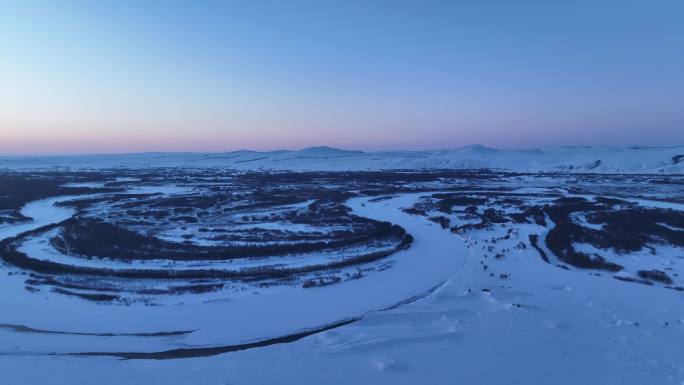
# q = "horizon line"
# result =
<box><xmin>1</xmin><ymin>144</ymin><xmax>683</xmax><ymax>158</ymax></box>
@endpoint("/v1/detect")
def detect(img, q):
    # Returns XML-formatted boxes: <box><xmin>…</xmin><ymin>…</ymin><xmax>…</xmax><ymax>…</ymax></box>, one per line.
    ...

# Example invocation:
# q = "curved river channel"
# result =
<box><xmin>0</xmin><ymin>189</ymin><xmax>468</xmax><ymax>357</ymax></box>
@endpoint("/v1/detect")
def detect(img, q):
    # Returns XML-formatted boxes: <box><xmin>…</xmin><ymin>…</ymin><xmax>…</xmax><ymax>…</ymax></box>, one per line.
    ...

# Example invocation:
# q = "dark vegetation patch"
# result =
<box><xmin>528</xmin><ymin>234</ymin><xmax>549</xmax><ymax>263</ymax></box>
<box><xmin>51</xmin><ymin>287</ymin><xmax>120</xmax><ymax>302</ymax></box>
<box><xmin>430</xmin><ymin>194</ymin><xmax>488</xmax><ymax>212</ymax></box>
<box><xmin>168</xmin><ymin>283</ymin><xmax>225</xmax><ymax>294</ymax></box>
<box><xmin>594</xmin><ymin>196</ymin><xmax>633</xmax><ymax>206</ymax></box>
<box><xmin>543</xmin><ymin>198</ymin><xmax>684</xmax><ymax>271</ymax></box>
<box><xmin>51</xmin><ymin>215</ymin><xmax>406</xmax><ymax>261</ymax></box>
<box><xmin>614</xmin><ymin>276</ymin><xmax>654</xmax><ymax>286</ymax></box>
<box><xmin>585</xmin><ymin>209</ymin><xmax>684</xmax><ymax>251</ymax></box>
<box><xmin>428</xmin><ymin>216</ymin><xmax>450</xmax><ymax>229</ymax></box>
<box><xmin>637</xmin><ymin>269</ymin><xmax>673</xmax><ymax>284</ymax></box>
<box><xmin>543</xmin><ymin>198</ymin><xmax>623</xmax><ymax>271</ymax></box>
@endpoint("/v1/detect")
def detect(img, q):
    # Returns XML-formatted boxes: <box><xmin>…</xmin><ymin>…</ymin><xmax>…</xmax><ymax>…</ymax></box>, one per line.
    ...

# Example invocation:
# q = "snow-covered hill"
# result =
<box><xmin>1</xmin><ymin>145</ymin><xmax>683</xmax><ymax>174</ymax></box>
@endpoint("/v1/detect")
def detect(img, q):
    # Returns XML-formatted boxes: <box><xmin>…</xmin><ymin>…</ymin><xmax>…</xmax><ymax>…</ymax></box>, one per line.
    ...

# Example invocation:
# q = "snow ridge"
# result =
<box><xmin>1</xmin><ymin>145</ymin><xmax>683</xmax><ymax>174</ymax></box>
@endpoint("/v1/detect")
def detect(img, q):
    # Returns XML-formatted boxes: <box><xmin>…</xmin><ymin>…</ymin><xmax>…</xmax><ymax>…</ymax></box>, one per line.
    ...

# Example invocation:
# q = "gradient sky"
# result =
<box><xmin>1</xmin><ymin>0</ymin><xmax>683</xmax><ymax>155</ymax></box>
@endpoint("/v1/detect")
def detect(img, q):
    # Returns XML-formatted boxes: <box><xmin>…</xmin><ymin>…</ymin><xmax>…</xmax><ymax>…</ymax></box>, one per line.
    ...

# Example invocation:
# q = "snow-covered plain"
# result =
<box><xmin>1</xmin><ymin>169</ymin><xmax>684</xmax><ymax>384</ymax></box>
<box><xmin>1</xmin><ymin>144</ymin><xmax>683</xmax><ymax>173</ymax></box>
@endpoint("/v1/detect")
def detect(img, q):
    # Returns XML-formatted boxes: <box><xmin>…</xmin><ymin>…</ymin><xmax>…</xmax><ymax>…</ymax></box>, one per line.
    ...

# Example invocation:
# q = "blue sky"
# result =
<box><xmin>1</xmin><ymin>0</ymin><xmax>682</xmax><ymax>154</ymax></box>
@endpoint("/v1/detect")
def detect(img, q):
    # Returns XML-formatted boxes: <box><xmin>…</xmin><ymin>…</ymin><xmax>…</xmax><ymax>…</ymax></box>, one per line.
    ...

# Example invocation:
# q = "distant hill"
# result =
<box><xmin>1</xmin><ymin>145</ymin><xmax>683</xmax><ymax>174</ymax></box>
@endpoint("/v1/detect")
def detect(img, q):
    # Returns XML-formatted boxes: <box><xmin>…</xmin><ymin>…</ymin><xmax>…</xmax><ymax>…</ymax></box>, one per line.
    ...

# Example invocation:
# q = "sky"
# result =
<box><xmin>1</xmin><ymin>0</ymin><xmax>683</xmax><ymax>155</ymax></box>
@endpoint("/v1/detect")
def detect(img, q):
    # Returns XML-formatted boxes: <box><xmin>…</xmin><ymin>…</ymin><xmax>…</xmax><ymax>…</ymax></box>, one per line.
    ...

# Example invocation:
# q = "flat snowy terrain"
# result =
<box><xmin>1</xmin><ymin>145</ymin><xmax>683</xmax><ymax>174</ymax></box>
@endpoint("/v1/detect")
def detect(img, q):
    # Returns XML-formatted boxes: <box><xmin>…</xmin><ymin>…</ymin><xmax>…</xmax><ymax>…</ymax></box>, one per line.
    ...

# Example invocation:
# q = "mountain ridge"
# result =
<box><xmin>1</xmin><ymin>145</ymin><xmax>683</xmax><ymax>174</ymax></box>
